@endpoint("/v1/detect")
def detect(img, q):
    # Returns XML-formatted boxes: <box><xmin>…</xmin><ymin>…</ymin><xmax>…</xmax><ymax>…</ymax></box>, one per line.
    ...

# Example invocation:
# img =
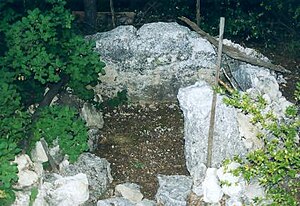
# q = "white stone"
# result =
<box><xmin>226</xmin><ymin>197</ymin><xmax>243</xmax><ymax>206</ymax></box>
<box><xmin>59</xmin><ymin>159</ymin><xmax>70</xmax><ymax>172</ymax></box>
<box><xmin>31</xmin><ymin>141</ymin><xmax>48</xmax><ymax>163</ymax></box>
<box><xmin>202</xmin><ymin>168</ymin><xmax>223</xmax><ymax>203</ymax></box>
<box><xmin>12</xmin><ymin>191</ymin><xmax>30</xmax><ymax>206</ymax></box>
<box><xmin>97</xmin><ymin>197</ymin><xmax>134</xmax><ymax>206</ymax></box>
<box><xmin>217</xmin><ymin>162</ymin><xmax>245</xmax><ymax>197</ymax></box>
<box><xmin>13</xmin><ymin>154</ymin><xmax>40</xmax><ymax>188</ymax></box>
<box><xmin>14</xmin><ymin>154</ymin><xmax>32</xmax><ymax>171</ymax></box>
<box><xmin>178</xmin><ymin>81</ymin><xmax>247</xmax><ymax>169</ymax></box>
<box><xmin>244</xmin><ymin>181</ymin><xmax>265</xmax><ymax>202</ymax></box>
<box><xmin>50</xmin><ymin>173</ymin><xmax>89</xmax><ymax>206</ymax></box>
<box><xmin>115</xmin><ymin>183</ymin><xmax>143</xmax><ymax>203</ymax></box>
<box><xmin>191</xmin><ymin>163</ymin><xmax>207</xmax><ymax>196</ymax></box>
<box><xmin>49</xmin><ymin>145</ymin><xmax>60</xmax><ymax>157</ymax></box>
<box><xmin>17</xmin><ymin>170</ymin><xmax>39</xmax><ymax>188</ymax></box>
<box><xmin>237</xmin><ymin>112</ymin><xmax>263</xmax><ymax>150</ymax></box>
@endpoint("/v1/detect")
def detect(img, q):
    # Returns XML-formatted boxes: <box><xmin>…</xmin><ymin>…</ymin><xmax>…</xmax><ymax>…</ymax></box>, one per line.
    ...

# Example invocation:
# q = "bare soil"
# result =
<box><xmin>96</xmin><ymin>103</ymin><xmax>188</xmax><ymax>199</ymax></box>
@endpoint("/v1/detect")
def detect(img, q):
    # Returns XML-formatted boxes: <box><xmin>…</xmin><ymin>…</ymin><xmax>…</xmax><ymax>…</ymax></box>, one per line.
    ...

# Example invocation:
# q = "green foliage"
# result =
<box><xmin>0</xmin><ymin>72</ymin><xmax>29</xmax><ymax>205</ymax></box>
<box><xmin>0</xmin><ymin>0</ymin><xmax>105</xmax><ymax>204</ymax></box>
<box><xmin>98</xmin><ymin>90</ymin><xmax>128</xmax><ymax>109</ymax></box>
<box><xmin>224</xmin><ymin>87</ymin><xmax>300</xmax><ymax>205</ymax></box>
<box><xmin>29</xmin><ymin>187</ymin><xmax>38</xmax><ymax>206</ymax></box>
<box><xmin>33</xmin><ymin>106</ymin><xmax>89</xmax><ymax>163</ymax></box>
<box><xmin>1</xmin><ymin>0</ymin><xmax>105</xmax><ymax>103</ymax></box>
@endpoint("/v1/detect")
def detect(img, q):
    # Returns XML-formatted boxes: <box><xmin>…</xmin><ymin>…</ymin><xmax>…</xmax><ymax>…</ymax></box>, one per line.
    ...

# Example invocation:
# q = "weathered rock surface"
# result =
<box><xmin>155</xmin><ymin>175</ymin><xmax>192</xmax><ymax>206</ymax></box>
<box><xmin>81</xmin><ymin>103</ymin><xmax>104</xmax><ymax>129</ymax></box>
<box><xmin>115</xmin><ymin>183</ymin><xmax>144</xmax><ymax>203</ymax></box>
<box><xmin>89</xmin><ymin>22</ymin><xmax>282</xmax><ymax>103</ymax></box>
<box><xmin>177</xmin><ymin>81</ymin><xmax>248</xmax><ymax>169</ymax></box>
<box><xmin>89</xmin><ymin>22</ymin><xmax>216</xmax><ymax>102</ymax></box>
<box><xmin>61</xmin><ymin>152</ymin><xmax>113</xmax><ymax>204</ymax></box>
<box><xmin>31</xmin><ymin>141</ymin><xmax>48</xmax><ymax>163</ymax></box>
<box><xmin>34</xmin><ymin>173</ymin><xmax>89</xmax><ymax>206</ymax></box>
<box><xmin>97</xmin><ymin>197</ymin><xmax>135</xmax><ymax>206</ymax></box>
<box><xmin>13</xmin><ymin>154</ymin><xmax>40</xmax><ymax>189</ymax></box>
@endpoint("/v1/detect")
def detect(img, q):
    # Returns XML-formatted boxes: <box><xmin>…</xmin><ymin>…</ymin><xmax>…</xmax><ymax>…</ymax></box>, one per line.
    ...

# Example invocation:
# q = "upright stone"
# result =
<box><xmin>177</xmin><ymin>81</ymin><xmax>248</xmax><ymax>171</ymax></box>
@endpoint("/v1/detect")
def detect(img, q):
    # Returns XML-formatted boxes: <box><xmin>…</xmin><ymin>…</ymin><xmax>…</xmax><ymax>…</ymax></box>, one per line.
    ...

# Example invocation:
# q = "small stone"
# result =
<box><xmin>115</xmin><ymin>183</ymin><xmax>143</xmax><ymax>203</ymax></box>
<box><xmin>202</xmin><ymin>168</ymin><xmax>223</xmax><ymax>203</ymax></box>
<box><xmin>244</xmin><ymin>181</ymin><xmax>265</xmax><ymax>202</ymax></box>
<box><xmin>17</xmin><ymin>170</ymin><xmax>39</xmax><ymax>187</ymax></box>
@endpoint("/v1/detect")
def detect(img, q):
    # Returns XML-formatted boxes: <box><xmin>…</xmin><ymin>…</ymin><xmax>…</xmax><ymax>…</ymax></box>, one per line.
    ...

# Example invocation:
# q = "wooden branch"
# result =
<box><xmin>40</xmin><ymin>139</ymin><xmax>59</xmax><ymax>173</ymax></box>
<box><xmin>179</xmin><ymin>16</ymin><xmax>290</xmax><ymax>73</ymax></box>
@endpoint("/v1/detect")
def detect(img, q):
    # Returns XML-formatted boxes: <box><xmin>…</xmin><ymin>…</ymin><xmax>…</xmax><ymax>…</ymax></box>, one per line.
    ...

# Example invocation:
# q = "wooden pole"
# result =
<box><xmin>196</xmin><ymin>0</ymin><xmax>201</xmax><ymax>26</ymax></box>
<box><xmin>110</xmin><ymin>0</ymin><xmax>116</xmax><ymax>28</ymax></box>
<box><xmin>206</xmin><ymin>17</ymin><xmax>225</xmax><ymax>168</ymax></box>
<box><xmin>178</xmin><ymin>16</ymin><xmax>290</xmax><ymax>73</ymax></box>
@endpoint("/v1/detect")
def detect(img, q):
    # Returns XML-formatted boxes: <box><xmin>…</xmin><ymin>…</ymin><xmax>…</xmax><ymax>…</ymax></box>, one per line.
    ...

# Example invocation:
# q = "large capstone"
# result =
<box><xmin>89</xmin><ymin>22</ymin><xmax>216</xmax><ymax>102</ymax></box>
<box><xmin>89</xmin><ymin>22</ymin><xmax>281</xmax><ymax>103</ymax></box>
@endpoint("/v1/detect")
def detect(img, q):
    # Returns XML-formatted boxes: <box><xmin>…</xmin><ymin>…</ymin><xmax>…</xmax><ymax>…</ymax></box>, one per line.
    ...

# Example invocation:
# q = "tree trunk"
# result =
<box><xmin>84</xmin><ymin>0</ymin><xmax>97</xmax><ymax>34</ymax></box>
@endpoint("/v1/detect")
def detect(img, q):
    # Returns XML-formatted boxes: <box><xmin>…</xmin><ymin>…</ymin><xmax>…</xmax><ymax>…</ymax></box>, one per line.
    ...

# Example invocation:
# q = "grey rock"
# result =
<box><xmin>81</xmin><ymin>103</ymin><xmax>104</xmax><ymax>129</ymax></box>
<box><xmin>136</xmin><ymin>199</ymin><xmax>157</xmax><ymax>206</ymax></box>
<box><xmin>97</xmin><ymin>197</ymin><xmax>135</xmax><ymax>206</ymax></box>
<box><xmin>87</xmin><ymin>128</ymin><xmax>101</xmax><ymax>152</ymax></box>
<box><xmin>177</xmin><ymin>81</ymin><xmax>248</xmax><ymax>169</ymax></box>
<box><xmin>89</xmin><ymin>23</ymin><xmax>281</xmax><ymax>103</ymax></box>
<box><xmin>156</xmin><ymin>175</ymin><xmax>192</xmax><ymax>206</ymax></box>
<box><xmin>61</xmin><ymin>153</ymin><xmax>113</xmax><ymax>204</ymax></box>
<box><xmin>90</xmin><ymin>22</ymin><xmax>216</xmax><ymax>102</ymax></box>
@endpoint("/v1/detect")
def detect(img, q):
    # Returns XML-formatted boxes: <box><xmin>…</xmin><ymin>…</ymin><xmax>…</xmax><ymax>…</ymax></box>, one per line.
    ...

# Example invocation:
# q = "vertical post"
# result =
<box><xmin>110</xmin><ymin>0</ymin><xmax>116</xmax><ymax>28</ymax></box>
<box><xmin>196</xmin><ymin>0</ymin><xmax>201</xmax><ymax>26</ymax></box>
<box><xmin>206</xmin><ymin>17</ymin><xmax>225</xmax><ymax>168</ymax></box>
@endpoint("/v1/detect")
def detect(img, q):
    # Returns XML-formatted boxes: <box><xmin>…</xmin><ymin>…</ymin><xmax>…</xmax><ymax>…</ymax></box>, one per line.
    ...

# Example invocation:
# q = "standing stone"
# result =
<box><xmin>177</xmin><ymin>81</ymin><xmax>248</xmax><ymax>170</ymax></box>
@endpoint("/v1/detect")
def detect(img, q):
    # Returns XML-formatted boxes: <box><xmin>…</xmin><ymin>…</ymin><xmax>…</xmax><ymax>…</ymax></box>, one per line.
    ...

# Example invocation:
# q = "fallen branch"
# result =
<box><xmin>179</xmin><ymin>16</ymin><xmax>290</xmax><ymax>73</ymax></box>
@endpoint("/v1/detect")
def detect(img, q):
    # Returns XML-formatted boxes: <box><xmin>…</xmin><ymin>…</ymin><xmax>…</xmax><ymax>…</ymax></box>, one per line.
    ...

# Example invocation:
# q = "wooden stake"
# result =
<box><xmin>206</xmin><ymin>17</ymin><xmax>225</xmax><ymax>168</ymax></box>
<box><xmin>110</xmin><ymin>0</ymin><xmax>116</xmax><ymax>28</ymax></box>
<box><xmin>196</xmin><ymin>0</ymin><xmax>201</xmax><ymax>26</ymax></box>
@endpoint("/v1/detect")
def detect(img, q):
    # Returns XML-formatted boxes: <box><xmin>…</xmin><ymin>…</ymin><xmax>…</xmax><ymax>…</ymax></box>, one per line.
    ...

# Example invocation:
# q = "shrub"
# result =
<box><xmin>33</xmin><ymin>106</ymin><xmax>89</xmax><ymax>163</ymax></box>
<box><xmin>224</xmin><ymin>85</ymin><xmax>300</xmax><ymax>205</ymax></box>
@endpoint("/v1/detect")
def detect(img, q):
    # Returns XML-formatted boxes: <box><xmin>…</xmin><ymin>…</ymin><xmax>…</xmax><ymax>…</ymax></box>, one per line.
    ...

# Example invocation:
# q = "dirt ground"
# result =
<box><xmin>96</xmin><ymin>103</ymin><xmax>188</xmax><ymax>199</ymax></box>
<box><xmin>95</xmin><ymin>48</ymin><xmax>299</xmax><ymax>200</ymax></box>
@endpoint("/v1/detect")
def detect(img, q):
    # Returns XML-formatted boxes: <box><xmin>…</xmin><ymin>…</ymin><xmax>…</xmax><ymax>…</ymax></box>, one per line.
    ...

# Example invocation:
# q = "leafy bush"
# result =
<box><xmin>224</xmin><ymin>86</ymin><xmax>300</xmax><ymax>205</ymax></box>
<box><xmin>0</xmin><ymin>0</ymin><xmax>106</xmax><ymax>204</ymax></box>
<box><xmin>33</xmin><ymin>106</ymin><xmax>89</xmax><ymax>163</ymax></box>
<box><xmin>0</xmin><ymin>74</ymin><xmax>28</xmax><ymax>206</ymax></box>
